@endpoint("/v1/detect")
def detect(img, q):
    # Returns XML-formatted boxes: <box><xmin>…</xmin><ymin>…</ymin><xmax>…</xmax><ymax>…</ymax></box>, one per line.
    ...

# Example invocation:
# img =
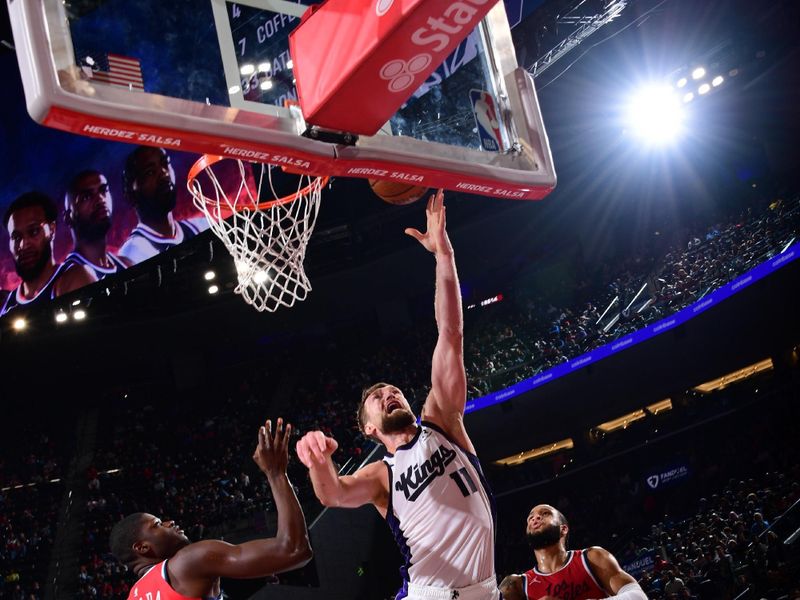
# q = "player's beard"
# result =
<box><xmin>140</xmin><ymin>183</ymin><xmax>177</xmax><ymax>219</ymax></box>
<box><xmin>527</xmin><ymin>523</ymin><xmax>563</xmax><ymax>549</ymax></box>
<box><xmin>15</xmin><ymin>243</ymin><xmax>51</xmax><ymax>281</ymax></box>
<box><xmin>381</xmin><ymin>408</ymin><xmax>416</xmax><ymax>434</ymax></box>
<box><xmin>155</xmin><ymin>183</ymin><xmax>178</xmax><ymax>214</ymax></box>
<box><xmin>75</xmin><ymin>216</ymin><xmax>111</xmax><ymax>242</ymax></box>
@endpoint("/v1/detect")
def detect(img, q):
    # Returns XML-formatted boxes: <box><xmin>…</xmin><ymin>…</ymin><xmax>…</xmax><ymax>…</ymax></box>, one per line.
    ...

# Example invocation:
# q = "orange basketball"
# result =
<box><xmin>369</xmin><ymin>179</ymin><xmax>429</xmax><ymax>206</ymax></box>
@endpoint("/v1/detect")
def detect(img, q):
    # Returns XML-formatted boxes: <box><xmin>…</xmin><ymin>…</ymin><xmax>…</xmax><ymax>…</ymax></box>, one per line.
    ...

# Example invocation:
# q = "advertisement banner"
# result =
<box><xmin>621</xmin><ymin>551</ymin><xmax>657</xmax><ymax>578</ymax></box>
<box><xmin>644</xmin><ymin>463</ymin><xmax>691</xmax><ymax>491</ymax></box>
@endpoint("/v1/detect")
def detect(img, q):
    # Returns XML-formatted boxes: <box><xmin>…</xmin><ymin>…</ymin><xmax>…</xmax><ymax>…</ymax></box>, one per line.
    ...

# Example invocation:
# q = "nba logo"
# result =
<box><xmin>470</xmin><ymin>89</ymin><xmax>502</xmax><ymax>152</ymax></box>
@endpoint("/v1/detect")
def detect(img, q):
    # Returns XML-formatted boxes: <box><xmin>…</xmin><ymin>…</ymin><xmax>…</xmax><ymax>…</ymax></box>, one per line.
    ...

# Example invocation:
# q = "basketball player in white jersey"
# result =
<box><xmin>296</xmin><ymin>190</ymin><xmax>500</xmax><ymax>600</ymax></box>
<box><xmin>64</xmin><ymin>169</ymin><xmax>131</xmax><ymax>279</ymax></box>
<box><xmin>118</xmin><ymin>146</ymin><xmax>207</xmax><ymax>265</ymax></box>
<box><xmin>2</xmin><ymin>192</ymin><xmax>96</xmax><ymax>316</ymax></box>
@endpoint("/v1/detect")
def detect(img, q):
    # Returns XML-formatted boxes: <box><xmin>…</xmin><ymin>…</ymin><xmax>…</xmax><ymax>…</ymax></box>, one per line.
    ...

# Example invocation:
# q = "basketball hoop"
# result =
<box><xmin>187</xmin><ymin>155</ymin><xmax>329</xmax><ymax>312</ymax></box>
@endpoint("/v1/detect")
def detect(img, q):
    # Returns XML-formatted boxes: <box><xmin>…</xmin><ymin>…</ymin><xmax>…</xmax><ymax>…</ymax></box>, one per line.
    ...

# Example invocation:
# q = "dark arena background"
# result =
<box><xmin>1</xmin><ymin>1</ymin><xmax>799</xmax><ymax>599</ymax></box>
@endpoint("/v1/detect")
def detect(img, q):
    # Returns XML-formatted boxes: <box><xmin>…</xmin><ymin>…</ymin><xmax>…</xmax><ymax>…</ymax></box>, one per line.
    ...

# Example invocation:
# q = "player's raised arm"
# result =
<box><xmin>296</xmin><ymin>430</ymin><xmax>389</xmax><ymax>515</ymax></box>
<box><xmin>406</xmin><ymin>191</ymin><xmax>470</xmax><ymax>449</ymax></box>
<box><xmin>171</xmin><ymin>418</ymin><xmax>312</xmax><ymax>583</ymax></box>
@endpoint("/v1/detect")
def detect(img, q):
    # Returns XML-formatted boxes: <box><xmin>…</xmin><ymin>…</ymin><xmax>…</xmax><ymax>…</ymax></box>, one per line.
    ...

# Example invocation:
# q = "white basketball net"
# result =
<box><xmin>187</xmin><ymin>156</ymin><xmax>325</xmax><ymax>312</ymax></box>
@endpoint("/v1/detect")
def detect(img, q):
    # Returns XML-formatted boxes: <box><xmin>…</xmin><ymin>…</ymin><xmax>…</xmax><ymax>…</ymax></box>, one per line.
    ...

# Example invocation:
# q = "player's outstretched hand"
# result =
<box><xmin>296</xmin><ymin>431</ymin><xmax>339</xmax><ymax>469</ymax></box>
<box><xmin>253</xmin><ymin>418</ymin><xmax>291</xmax><ymax>478</ymax></box>
<box><xmin>404</xmin><ymin>189</ymin><xmax>452</xmax><ymax>256</ymax></box>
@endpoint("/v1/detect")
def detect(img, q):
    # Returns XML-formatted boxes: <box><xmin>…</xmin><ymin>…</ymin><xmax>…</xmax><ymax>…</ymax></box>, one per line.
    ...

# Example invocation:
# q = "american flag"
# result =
<box><xmin>91</xmin><ymin>53</ymin><xmax>144</xmax><ymax>91</ymax></box>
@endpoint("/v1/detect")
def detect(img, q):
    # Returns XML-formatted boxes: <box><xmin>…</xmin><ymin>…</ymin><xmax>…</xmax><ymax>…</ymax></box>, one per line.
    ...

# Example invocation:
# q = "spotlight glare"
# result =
<box><xmin>682</xmin><ymin>92</ymin><xmax>694</xmax><ymax>103</ymax></box>
<box><xmin>228</xmin><ymin>85</ymin><xmax>241</xmax><ymax>95</ymax></box>
<box><xmin>12</xmin><ymin>318</ymin><xmax>27</xmax><ymax>331</ymax></box>
<box><xmin>698</xmin><ymin>83</ymin><xmax>711</xmax><ymax>95</ymax></box>
<box><xmin>691</xmin><ymin>66</ymin><xmax>706</xmax><ymax>80</ymax></box>
<box><xmin>204</xmin><ymin>270</ymin><xmax>216</xmax><ymax>281</ymax></box>
<box><xmin>74</xmin><ymin>309</ymin><xmax>87</xmax><ymax>321</ymax></box>
<box><xmin>286</xmin><ymin>59</ymin><xmax>294</xmax><ymax>69</ymax></box>
<box><xmin>254</xmin><ymin>270</ymin><xmax>269</xmax><ymax>284</ymax></box>
<box><xmin>676</xmin><ymin>77</ymin><xmax>687</xmax><ymax>88</ymax></box>
<box><xmin>712</xmin><ymin>75</ymin><xmax>724</xmax><ymax>87</ymax></box>
<box><xmin>626</xmin><ymin>85</ymin><xmax>684</xmax><ymax>144</ymax></box>
<box><xmin>208</xmin><ymin>284</ymin><xmax>219</xmax><ymax>294</ymax></box>
<box><xmin>55</xmin><ymin>312</ymin><xmax>68</xmax><ymax>323</ymax></box>
<box><xmin>260</xmin><ymin>80</ymin><xmax>273</xmax><ymax>91</ymax></box>
<box><xmin>257</xmin><ymin>61</ymin><xmax>271</xmax><ymax>72</ymax></box>
<box><xmin>239</xmin><ymin>64</ymin><xmax>255</xmax><ymax>76</ymax></box>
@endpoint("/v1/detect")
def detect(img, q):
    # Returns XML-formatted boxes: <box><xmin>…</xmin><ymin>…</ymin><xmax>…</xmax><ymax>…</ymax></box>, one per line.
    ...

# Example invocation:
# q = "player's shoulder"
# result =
<box><xmin>354</xmin><ymin>459</ymin><xmax>388</xmax><ymax>479</ymax></box>
<box><xmin>56</xmin><ymin>261</ymin><xmax>96</xmax><ymax>294</ymax></box>
<box><xmin>119</xmin><ymin>234</ymin><xmax>156</xmax><ymax>264</ymax></box>
<box><xmin>169</xmin><ymin>539</ymin><xmax>228</xmax><ymax>573</ymax></box>
<box><xmin>181</xmin><ymin>216</ymin><xmax>210</xmax><ymax>233</ymax></box>
<box><xmin>418</xmin><ymin>410</ymin><xmax>476</xmax><ymax>455</ymax></box>
<box><xmin>583</xmin><ymin>545</ymin><xmax>622</xmax><ymax>569</ymax></box>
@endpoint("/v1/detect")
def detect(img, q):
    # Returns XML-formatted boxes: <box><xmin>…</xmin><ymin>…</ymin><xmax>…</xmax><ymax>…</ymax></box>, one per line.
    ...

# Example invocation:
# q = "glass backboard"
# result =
<box><xmin>9</xmin><ymin>0</ymin><xmax>556</xmax><ymax>200</ymax></box>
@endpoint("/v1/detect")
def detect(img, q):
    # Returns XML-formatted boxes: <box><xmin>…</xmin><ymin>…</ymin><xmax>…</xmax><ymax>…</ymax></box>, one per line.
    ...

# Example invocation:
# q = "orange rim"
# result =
<box><xmin>188</xmin><ymin>154</ymin><xmax>329</xmax><ymax>211</ymax></box>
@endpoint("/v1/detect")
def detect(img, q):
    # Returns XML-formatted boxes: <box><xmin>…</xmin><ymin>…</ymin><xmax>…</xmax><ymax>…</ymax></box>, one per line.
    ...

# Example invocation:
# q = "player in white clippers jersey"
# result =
<box><xmin>118</xmin><ymin>146</ymin><xmax>207</xmax><ymax>265</ymax></box>
<box><xmin>296</xmin><ymin>190</ymin><xmax>500</xmax><ymax>600</ymax></box>
<box><xmin>63</xmin><ymin>169</ymin><xmax>131</xmax><ymax>280</ymax></box>
<box><xmin>2</xmin><ymin>192</ymin><xmax>96</xmax><ymax>317</ymax></box>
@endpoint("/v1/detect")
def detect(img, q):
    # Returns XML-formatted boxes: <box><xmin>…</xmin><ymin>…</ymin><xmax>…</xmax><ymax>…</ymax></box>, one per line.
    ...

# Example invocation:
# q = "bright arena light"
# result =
<box><xmin>691</xmin><ymin>66</ymin><xmax>706</xmax><ymax>80</ymax></box>
<box><xmin>712</xmin><ymin>75</ymin><xmax>724</xmax><ymax>87</ymax></box>
<box><xmin>698</xmin><ymin>83</ymin><xmax>711</xmax><ymax>95</ymax></box>
<box><xmin>74</xmin><ymin>309</ymin><xmax>87</xmax><ymax>321</ymax></box>
<box><xmin>626</xmin><ymin>85</ymin><xmax>684</xmax><ymax>144</ymax></box>
<box><xmin>55</xmin><ymin>312</ymin><xmax>68</xmax><ymax>323</ymax></box>
<box><xmin>257</xmin><ymin>61</ymin><xmax>271</xmax><ymax>72</ymax></box>
<box><xmin>260</xmin><ymin>80</ymin><xmax>273</xmax><ymax>91</ymax></box>
<box><xmin>286</xmin><ymin>59</ymin><xmax>294</xmax><ymax>69</ymax></box>
<box><xmin>12</xmin><ymin>318</ymin><xmax>27</xmax><ymax>331</ymax></box>
<box><xmin>204</xmin><ymin>270</ymin><xmax>216</xmax><ymax>281</ymax></box>
<box><xmin>253</xmin><ymin>270</ymin><xmax>269</xmax><ymax>284</ymax></box>
<box><xmin>676</xmin><ymin>77</ymin><xmax>687</xmax><ymax>88</ymax></box>
<box><xmin>682</xmin><ymin>92</ymin><xmax>694</xmax><ymax>103</ymax></box>
<box><xmin>239</xmin><ymin>64</ymin><xmax>255</xmax><ymax>76</ymax></box>
<box><xmin>208</xmin><ymin>284</ymin><xmax>219</xmax><ymax>294</ymax></box>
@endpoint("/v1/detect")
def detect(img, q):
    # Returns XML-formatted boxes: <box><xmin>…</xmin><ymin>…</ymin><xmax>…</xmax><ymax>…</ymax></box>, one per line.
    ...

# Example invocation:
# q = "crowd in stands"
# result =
<box><xmin>0</xmin><ymin>426</ymin><xmax>69</xmax><ymax>600</ymax></box>
<box><xmin>465</xmin><ymin>196</ymin><xmax>799</xmax><ymax>395</ymax></box>
<box><xmin>1</xmin><ymin>192</ymin><xmax>798</xmax><ymax>599</ymax></box>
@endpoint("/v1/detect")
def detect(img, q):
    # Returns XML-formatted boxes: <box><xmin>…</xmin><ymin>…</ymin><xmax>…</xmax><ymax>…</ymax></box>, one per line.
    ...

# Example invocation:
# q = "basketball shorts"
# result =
<box><xmin>405</xmin><ymin>575</ymin><xmax>501</xmax><ymax>600</ymax></box>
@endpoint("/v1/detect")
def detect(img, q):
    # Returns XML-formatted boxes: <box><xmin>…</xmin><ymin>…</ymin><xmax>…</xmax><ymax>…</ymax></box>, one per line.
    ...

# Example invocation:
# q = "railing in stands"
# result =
<box><xmin>464</xmin><ymin>240</ymin><xmax>800</xmax><ymax>415</ymax></box>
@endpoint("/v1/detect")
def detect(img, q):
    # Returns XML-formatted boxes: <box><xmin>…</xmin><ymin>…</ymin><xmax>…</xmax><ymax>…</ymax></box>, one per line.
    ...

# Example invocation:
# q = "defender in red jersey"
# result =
<box><xmin>500</xmin><ymin>505</ymin><xmax>648</xmax><ymax>600</ymax></box>
<box><xmin>109</xmin><ymin>418</ymin><xmax>311</xmax><ymax>600</ymax></box>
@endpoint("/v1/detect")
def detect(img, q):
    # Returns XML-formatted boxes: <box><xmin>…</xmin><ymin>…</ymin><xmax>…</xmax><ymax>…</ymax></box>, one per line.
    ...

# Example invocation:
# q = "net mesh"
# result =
<box><xmin>187</xmin><ymin>156</ymin><xmax>326</xmax><ymax>312</ymax></box>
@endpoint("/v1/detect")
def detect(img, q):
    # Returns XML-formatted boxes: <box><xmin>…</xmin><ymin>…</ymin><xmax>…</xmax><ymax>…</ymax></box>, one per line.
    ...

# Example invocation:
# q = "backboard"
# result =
<box><xmin>8</xmin><ymin>0</ymin><xmax>556</xmax><ymax>200</ymax></box>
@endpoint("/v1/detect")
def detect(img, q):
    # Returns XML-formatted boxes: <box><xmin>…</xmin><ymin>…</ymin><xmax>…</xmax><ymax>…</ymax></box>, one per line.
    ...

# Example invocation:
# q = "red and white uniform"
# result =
<box><xmin>127</xmin><ymin>560</ymin><xmax>221</xmax><ymax>600</ymax></box>
<box><xmin>523</xmin><ymin>549</ymin><xmax>607</xmax><ymax>600</ymax></box>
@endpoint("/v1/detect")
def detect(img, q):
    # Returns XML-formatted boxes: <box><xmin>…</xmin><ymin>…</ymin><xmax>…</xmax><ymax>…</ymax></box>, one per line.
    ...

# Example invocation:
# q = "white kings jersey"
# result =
<box><xmin>382</xmin><ymin>421</ymin><xmax>497</xmax><ymax>595</ymax></box>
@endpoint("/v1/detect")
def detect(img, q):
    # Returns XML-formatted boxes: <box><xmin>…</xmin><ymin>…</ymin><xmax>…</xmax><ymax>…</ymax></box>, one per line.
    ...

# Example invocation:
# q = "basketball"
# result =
<box><xmin>369</xmin><ymin>179</ymin><xmax>429</xmax><ymax>206</ymax></box>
